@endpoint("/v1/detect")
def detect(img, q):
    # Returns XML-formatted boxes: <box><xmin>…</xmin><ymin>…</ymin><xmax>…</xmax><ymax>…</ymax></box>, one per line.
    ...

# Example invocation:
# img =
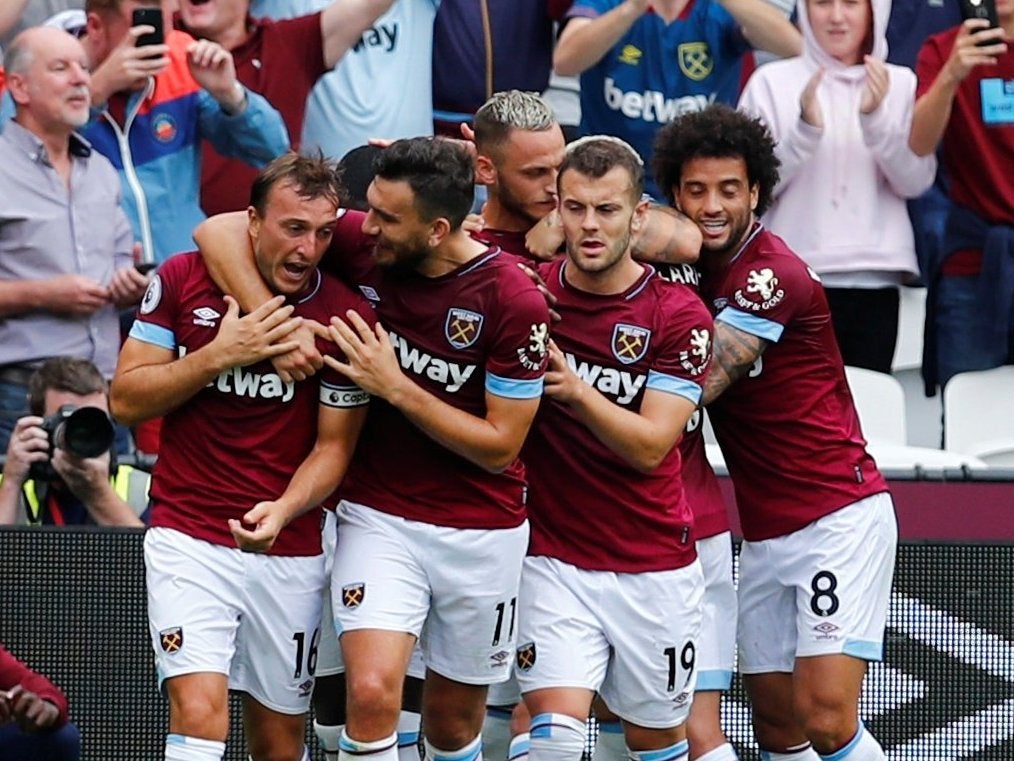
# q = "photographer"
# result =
<box><xmin>0</xmin><ymin>358</ymin><xmax>147</xmax><ymax>527</ymax></box>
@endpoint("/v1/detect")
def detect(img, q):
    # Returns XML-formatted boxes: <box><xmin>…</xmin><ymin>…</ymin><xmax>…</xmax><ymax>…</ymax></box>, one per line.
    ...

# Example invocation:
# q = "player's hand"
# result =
<box><xmin>543</xmin><ymin>339</ymin><xmax>585</xmax><ymax>404</ymax></box>
<box><xmin>2</xmin><ymin>416</ymin><xmax>50</xmax><ymax>486</ymax></box>
<box><xmin>525</xmin><ymin>209</ymin><xmax>564</xmax><ymax>261</ymax></box>
<box><xmin>943</xmin><ymin>19</ymin><xmax>1008</xmax><ymax>84</ymax></box>
<box><xmin>6</xmin><ymin>686</ymin><xmax>60</xmax><ymax>732</ymax></box>
<box><xmin>229</xmin><ymin>500</ymin><xmax>289</xmax><ymax>553</ymax></box>
<box><xmin>46</xmin><ymin>274</ymin><xmax>110</xmax><ymax>316</ymax></box>
<box><xmin>209</xmin><ymin>295</ymin><xmax>302</xmax><ymax>370</ymax></box>
<box><xmin>89</xmin><ymin>25</ymin><xmax>170</xmax><ymax>101</ymax></box>
<box><xmin>516</xmin><ymin>263</ymin><xmax>561</xmax><ymax>323</ymax></box>
<box><xmin>51</xmin><ymin>447</ymin><xmax>113</xmax><ymax>502</ymax></box>
<box><xmin>859</xmin><ymin>56</ymin><xmax>890</xmax><ymax>114</ymax></box>
<box><xmin>0</xmin><ymin>689</ymin><xmax>10</xmax><ymax>724</ymax></box>
<box><xmin>800</xmin><ymin>68</ymin><xmax>824</xmax><ymax>129</ymax></box>
<box><xmin>324</xmin><ymin>311</ymin><xmax>403</xmax><ymax>399</ymax></box>
<box><xmin>109</xmin><ymin>265</ymin><xmax>151</xmax><ymax>308</ymax></box>
<box><xmin>461</xmin><ymin>213</ymin><xmax>485</xmax><ymax>234</ymax></box>
<box><xmin>186</xmin><ymin>39</ymin><xmax>244</xmax><ymax>110</ymax></box>
<box><xmin>269</xmin><ymin>322</ymin><xmax>326</xmax><ymax>383</ymax></box>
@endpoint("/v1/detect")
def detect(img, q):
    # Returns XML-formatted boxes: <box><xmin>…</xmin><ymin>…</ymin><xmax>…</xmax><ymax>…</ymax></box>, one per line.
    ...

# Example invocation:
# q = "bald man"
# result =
<box><xmin>0</xmin><ymin>26</ymin><xmax>146</xmax><ymax>452</ymax></box>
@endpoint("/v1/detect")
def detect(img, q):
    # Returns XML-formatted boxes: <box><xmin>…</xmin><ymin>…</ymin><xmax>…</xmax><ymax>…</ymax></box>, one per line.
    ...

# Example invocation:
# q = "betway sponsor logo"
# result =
<box><xmin>567</xmin><ymin>353</ymin><xmax>645</xmax><ymax>405</ymax></box>
<box><xmin>390</xmin><ymin>331</ymin><xmax>475</xmax><ymax>393</ymax></box>
<box><xmin>180</xmin><ymin>346</ymin><xmax>295</xmax><ymax>403</ymax></box>
<box><xmin>604</xmin><ymin>78</ymin><xmax>716</xmax><ymax>123</ymax></box>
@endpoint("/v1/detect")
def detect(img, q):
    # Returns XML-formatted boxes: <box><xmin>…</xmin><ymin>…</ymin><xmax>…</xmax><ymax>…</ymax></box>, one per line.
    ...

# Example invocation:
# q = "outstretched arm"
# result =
<box><xmin>553</xmin><ymin>1</ymin><xmax>651</xmax><ymax>76</ymax></box>
<box><xmin>320</xmin><ymin>0</ymin><xmax>398</xmax><ymax>68</ymax></box>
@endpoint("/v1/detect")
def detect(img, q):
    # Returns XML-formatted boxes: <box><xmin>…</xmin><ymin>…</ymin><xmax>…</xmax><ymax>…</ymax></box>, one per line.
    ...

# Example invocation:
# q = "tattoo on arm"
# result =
<box><xmin>701</xmin><ymin>322</ymin><xmax>768</xmax><ymax>406</ymax></box>
<box><xmin>631</xmin><ymin>206</ymin><xmax>697</xmax><ymax>264</ymax></box>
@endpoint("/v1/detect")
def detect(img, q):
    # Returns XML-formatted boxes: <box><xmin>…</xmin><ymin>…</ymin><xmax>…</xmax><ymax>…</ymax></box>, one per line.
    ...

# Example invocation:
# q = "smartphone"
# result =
<box><xmin>960</xmin><ymin>0</ymin><xmax>1000</xmax><ymax>30</ymax></box>
<box><xmin>132</xmin><ymin>6</ymin><xmax>164</xmax><ymax>48</ymax></box>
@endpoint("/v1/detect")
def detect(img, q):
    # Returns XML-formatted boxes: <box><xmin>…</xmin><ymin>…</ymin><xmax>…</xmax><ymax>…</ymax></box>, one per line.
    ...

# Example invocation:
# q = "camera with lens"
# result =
<box><xmin>28</xmin><ymin>405</ymin><xmax>115</xmax><ymax>482</ymax></box>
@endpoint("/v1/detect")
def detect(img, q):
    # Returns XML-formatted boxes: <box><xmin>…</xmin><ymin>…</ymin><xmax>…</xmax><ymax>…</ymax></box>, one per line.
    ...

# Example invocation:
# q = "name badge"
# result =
<box><xmin>980</xmin><ymin>78</ymin><xmax>1014</xmax><ymax>125</ymax></box>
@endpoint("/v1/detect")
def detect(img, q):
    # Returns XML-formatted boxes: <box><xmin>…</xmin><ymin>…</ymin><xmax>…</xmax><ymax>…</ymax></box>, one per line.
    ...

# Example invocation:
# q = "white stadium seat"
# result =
<box><xmin>944</xmin><ymin>367</ymin><xmax>1014</xmax><ymax>466</ymax></box>
<box><xmin>845</xmin><ymin>366</ymin><xmax>908</xmax><ymax>446</ymax></box>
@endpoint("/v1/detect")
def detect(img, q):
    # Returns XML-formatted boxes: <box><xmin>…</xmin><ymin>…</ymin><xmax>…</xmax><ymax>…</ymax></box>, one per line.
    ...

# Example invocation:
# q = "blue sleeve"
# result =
<box><xmin>715</xmin><ymin>307</ymin><xmax>784</xmax><ymax>343</ymax></box>
<box><xmin>196</xmin><ymin>87</ymin><xmax>289</xmax><ymax>167</ymax></box>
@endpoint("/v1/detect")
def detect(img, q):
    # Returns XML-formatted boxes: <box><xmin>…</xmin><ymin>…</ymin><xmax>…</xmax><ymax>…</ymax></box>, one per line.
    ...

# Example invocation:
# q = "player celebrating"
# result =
<box><xmin>652</xmin><ymin>105</ymin><xmax>897</xmax><ymax>761</ymax></box>
<box><xmin>195</xmin><ymin>137</ymin><xmax>551</xmax><ymax>761</ymax></box>
<box><xmin>111</xmin><ymin>154</ymin><xmax>372</xmax><ymax>761</ymax></box>
<box><xmin>513</xmin><ymin>136</ymin><xmax>712</xmax><ymax>761</ymax></box>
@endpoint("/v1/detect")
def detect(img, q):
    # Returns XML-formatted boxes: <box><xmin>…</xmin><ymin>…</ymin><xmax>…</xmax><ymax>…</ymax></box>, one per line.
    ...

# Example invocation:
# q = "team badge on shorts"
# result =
<box><xmin>445</xmin><ymin>308</ymin><xmax>484</xmax><ymax>349</ymax></box>
<box><xmin>612</xmin><ymin>324</ymin><xmax>651</xmax><ymax>364</ymax></box>
<box><xmin>159</xmin><ymin>627</ymin><xmax>183</xmax><ymax>654</ymax></box>
<box><xmin>342</xmin><ymin>582</ymin><xmax>366</xmax><ymax>608</ymax></box>
<box><xmin>516</xmin><ymin>642</ymin><xmax>537</xmax><ymax>671</ymax></box>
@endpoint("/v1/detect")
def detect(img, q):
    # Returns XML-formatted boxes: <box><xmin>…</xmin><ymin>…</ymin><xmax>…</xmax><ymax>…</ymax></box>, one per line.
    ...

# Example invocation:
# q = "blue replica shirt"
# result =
<box><xmin>569</xmin><ymin>0</ymin><xmax>749</xmax><ymax>197</ymax></box>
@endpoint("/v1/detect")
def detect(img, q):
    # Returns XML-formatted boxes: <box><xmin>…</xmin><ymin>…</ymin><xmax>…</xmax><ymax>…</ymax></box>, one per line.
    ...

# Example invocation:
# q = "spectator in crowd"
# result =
<box><xmin>175</xmin><ymin>0</ymin><xmax>399</xmax><ymax>215</ymax></box>
<box><xmin>0</xmin><ymin>642</ymin><xmax>79</xmax><ymax>761</ymax></box>
<box><xmin>249</xmin><ymin>0</ymin><xmax>438</xmax><ymax>162</ymax></box>
<box><xmin>0</xmin><ymin>358</ymin><xmax>147</xmax><ymax>527</ymax></box>
<box><xmin>431</xmin><ymin>0</ymin><xmax>572</xmax><ymax>137</ymax></box>
<box><xmin>909</xmin><ymin>10</ymin><xmax>1014</xmax><ymax>392</ymax></box>
<box><xmin>515</xmin><ymin>137</ymin><xmax>711</xmax><ymax>761</ymax></box>
<box><xmin>886</xmin><ymin>0</ymin><xmax>961</xmax><ymax>69</ymax></box>
<box><xmin>653</xmin><ymin>105</ymin><xmax>897</xmax><ymax>761</ymax></box>
<box><xmin>111</xmin><ymin>153</ymin><xmax>371</xmax><ymax>761</ymax></box>
<box><xmin>79</xmin><ymin>0</ymin><xmax>288</xmax><ymax>265</ymax></box>
<box><xmin>0</xmin><ymin>26</ymin><xmax>146</xmax><ymax>452</ymax></box>
<box><xmin>195</xmin><ymin>137</ymin><xmax>550</xmax><ymax>761</ymax></box>
<box><xmin>738</xmin><ymin>0</ymin><xmax>936</xmax><ymax>373</ymax></box>
<box><xmin>553</xmin><ymin>0</ymin><xmax>801</xmax><ymax>198</ymax></box>
<box><xmin>0</xmin><ymin>0</ymin><xmax>84</xmax><ymax>50</ymax></box>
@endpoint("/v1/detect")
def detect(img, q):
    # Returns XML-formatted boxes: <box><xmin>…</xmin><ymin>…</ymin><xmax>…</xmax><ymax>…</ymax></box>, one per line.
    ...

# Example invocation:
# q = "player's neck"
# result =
<box><xmin>414</xmin><ymin>232</ymin><xmax>490</xmax><ymax>278</ymax></box>
<box><xmin>481</xmin><ymin>198</ymin><xmax>529</xmax><ymax>233</ymax></box>
<box><xmin>652</xmin><ymin>0</ymin><xmax>690</xmax><ymax>23</ymax></box>
<box><xmin>564</xmin><ymin>253</ymin><xmax>644</xmax><ymax>296</ymax></box>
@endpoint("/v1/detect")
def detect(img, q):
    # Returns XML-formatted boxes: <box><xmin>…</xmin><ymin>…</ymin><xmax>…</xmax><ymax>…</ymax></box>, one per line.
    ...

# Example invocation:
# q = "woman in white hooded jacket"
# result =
<box><xmin>738</xmin><ymin>0</ymin><xmax>935</xmax><ymax>373</ymax></box>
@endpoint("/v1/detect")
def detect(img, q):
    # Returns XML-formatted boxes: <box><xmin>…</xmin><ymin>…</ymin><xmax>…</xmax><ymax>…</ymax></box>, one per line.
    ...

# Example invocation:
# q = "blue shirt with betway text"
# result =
<box><xmin>569</xmin><ymin>0</ymin><xmax>749</xmax><ymax>198</ymax></box>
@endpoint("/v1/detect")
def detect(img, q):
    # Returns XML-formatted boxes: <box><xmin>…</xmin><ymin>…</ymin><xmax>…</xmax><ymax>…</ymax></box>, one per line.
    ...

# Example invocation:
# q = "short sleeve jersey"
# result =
<box><xmin>523</xmin><ymin>260</ymin><xmax>712</xmax><ymax>572</ymax></box>
<box><xmin>568</xmin><ymin>0</ymin><xmax>749</xmax><ymax>196</ymax></box>
<box><xmin>199</xmin><ymin>14</ymin><xmax>327</xmax><ymax>216</ymax></box>
<box><xmin>654</xmin><ymin>262</ymin><xmax>730</xmax><ymax>540</ymax></box>
<box><xmin>130</xmin><ymin>252</ymin><xmax>373</xmax><ymax>556</ymax></box>
<box><xmin>324</xmin><ymin>210</ymin><xmax>551</xmax><ymax>529</ymax></box>
<box><xmin>916</xmin><ymin>28</ymin><xmax>1014</xmax><ymax>225</ymax></box>
<box><xmin>699</xmin><ymin>227</ymin><xmax>887</xmax><ymax>541</ymax></box>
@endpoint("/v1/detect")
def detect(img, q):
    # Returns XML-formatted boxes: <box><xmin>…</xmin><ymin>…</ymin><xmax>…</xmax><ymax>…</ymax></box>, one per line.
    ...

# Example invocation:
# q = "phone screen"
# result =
<box><xmin>132</xmin><ymin>7</ymin><xmax>164</xmax><ymax>48</ymax></box>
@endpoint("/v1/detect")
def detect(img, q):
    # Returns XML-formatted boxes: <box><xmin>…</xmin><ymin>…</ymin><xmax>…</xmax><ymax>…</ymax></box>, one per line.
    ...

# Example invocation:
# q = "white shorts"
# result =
<box><xmin>695</xmin><ymin>532</ymin><xmax>737</xmax><ymax>691</ymax></box>
<box><xmin>515</xmin><ymin>556</ymin><xmax>704</xmax><ymax>729</ymax></box>
<box><xmin>318</xmin><ymin>510</ymin><xmax>427</xmax><ymax>680</ymax></box>
<box><xmin>332</xmin><ymin>500</ymin><xmax>528</xmax><ymax>685</ymax></box>
<box><xmin>144</xmin><ymin>527</ymin><xmax>326</xmax><ymax>714</ymax></box>
<box><xmin>737</xmin><ymin>492</ymin><xmax>897</xmax><ymax>674</ymax></box>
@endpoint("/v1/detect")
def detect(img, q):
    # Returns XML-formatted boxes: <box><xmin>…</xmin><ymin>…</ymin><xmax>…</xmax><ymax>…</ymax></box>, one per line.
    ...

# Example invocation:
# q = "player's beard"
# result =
<box><xmin>566</xmin><ymin>228</ymin><xmax>631</xmax><ymax>275</ymax></box>
<box><xmin>496</xmin><ymin>180</ymin><xmax>545</xmax><ymax>230</ymax></box>
<box><xmin>373</xmin><ymin>236</ymin><xmax>429</xmax><ymax>276</ymax></box>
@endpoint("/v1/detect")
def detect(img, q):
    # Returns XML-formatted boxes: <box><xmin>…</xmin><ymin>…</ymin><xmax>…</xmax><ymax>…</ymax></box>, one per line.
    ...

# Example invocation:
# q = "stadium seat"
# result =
<box><xmin>845</xmin><ymin>366</ymin><xmax>908</xmax><ymax>445</ymax></box>
<box><xmin>943</xmin><ymin>366</ymin><xmax>1014</xmax><ymax>466</ymax></box>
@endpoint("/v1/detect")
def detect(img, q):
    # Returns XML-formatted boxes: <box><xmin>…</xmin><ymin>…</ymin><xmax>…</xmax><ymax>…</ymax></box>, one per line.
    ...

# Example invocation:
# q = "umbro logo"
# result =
<box><xmin>193</xmin><ymin>307</ymin><xmax>221</xmax><ymax>327</ymax></box>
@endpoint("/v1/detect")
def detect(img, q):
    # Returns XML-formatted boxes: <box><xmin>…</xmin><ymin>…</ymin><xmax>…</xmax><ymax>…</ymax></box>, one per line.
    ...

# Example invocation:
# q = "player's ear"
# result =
<box><xmin>474</xmin><ymin>154</ymin><xmax>497</xmax><ymax>187</ymax></box>
<box><xmin>631</xmin><ymin>197</ymin><xmax>650</xmax><ymax>233</ymax></box>
<box><xmin>749</xmin><ymin>183</ymin><xmax>760</xmax><ymax>213</ymax></box>
<box><xmin>247</xmin><ymin>206</ymin><xmax>262</xmax><ymax>240</ymax></box>
<box><xmin>428</xmin><ymin>216</ymin><xmax>452</xmax><ymax>248</ymax></box>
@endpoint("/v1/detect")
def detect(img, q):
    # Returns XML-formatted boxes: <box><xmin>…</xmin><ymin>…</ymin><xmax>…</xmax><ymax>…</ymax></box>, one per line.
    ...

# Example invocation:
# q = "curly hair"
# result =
<box><xmin>652</xmin><ymin>105</ymin><xmax>780</xmax><ymax>217</ymax></box>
